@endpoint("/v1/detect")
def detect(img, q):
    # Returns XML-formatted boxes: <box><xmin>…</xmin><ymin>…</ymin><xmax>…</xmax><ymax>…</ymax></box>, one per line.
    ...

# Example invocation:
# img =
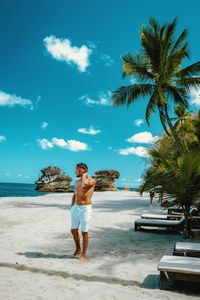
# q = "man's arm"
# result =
<box><xmin>81</xmin><ymin>173</ymin><xmax>96</xmax><ymax>188</ymax></box>
<box><xmin>71</xmin><ymin>192</ymin><xmax>76</xmax><ymax>206</ymax></box>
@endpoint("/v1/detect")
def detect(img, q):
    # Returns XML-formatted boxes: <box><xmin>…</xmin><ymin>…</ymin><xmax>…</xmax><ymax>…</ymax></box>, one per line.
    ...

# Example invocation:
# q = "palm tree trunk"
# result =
<box><xmin>183</xmin><ymin>205</ymin><xmax>193</xmax><ymax>239</ymax></box>
<box><xmin>163</xmin><ymin>104</ymin><xmax>185</xmax><ymax>155</ymax></box>
<box><xmin>181</xmin><ymin>121</ymin><xmax>187</xmax><ymax>147</ymax></box>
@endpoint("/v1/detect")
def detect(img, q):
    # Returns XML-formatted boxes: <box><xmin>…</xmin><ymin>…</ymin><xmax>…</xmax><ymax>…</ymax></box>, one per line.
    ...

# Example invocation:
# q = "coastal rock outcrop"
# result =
<box><xmin>93</xmin><ymin>169</ymin><xmax>120</xmax><ymax>191</ymax></box>
<box><xmin>35</xmin><ymin>166</ymin><xmax>72</xmax><ymax>192</ymax></box>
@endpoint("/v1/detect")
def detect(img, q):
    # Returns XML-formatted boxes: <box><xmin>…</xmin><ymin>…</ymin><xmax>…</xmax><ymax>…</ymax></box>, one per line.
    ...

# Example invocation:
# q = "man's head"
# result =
<box><xmin>75</xmin><ymin>163</ymin><xmax>88</xmax><ymax>177</ymax></box>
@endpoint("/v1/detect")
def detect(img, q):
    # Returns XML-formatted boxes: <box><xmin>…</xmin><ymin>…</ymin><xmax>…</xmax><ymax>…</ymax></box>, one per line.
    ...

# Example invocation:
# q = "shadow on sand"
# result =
<box><xmin>17</xmin><ymin>251</ymin><xmax>77</xmax><ymax>259</ymax></box>
<box><xmin>141</xmin><ymin>274</ymin><xmax>200</xmax><ymax>295</ymax></box>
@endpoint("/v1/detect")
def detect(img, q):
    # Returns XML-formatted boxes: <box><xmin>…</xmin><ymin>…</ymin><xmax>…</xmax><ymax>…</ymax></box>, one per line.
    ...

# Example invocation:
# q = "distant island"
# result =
<box><xmin>35</xmin><ymin>166</ymin><xmax>72</xmax><ymax>192</ymax></box>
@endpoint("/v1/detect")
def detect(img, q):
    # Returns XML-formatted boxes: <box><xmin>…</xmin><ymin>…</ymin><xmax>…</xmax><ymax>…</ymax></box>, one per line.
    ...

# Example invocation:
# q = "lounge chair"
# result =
<box><xmin>134</xmin><ymin>215</ymin><xmax>185</xmax><ymax>231</ymax></box>
<box><xmin>157</xmin><ymin>255</ymin><xmax>200</xmax><ymax>290</ymax></box>
<box><xmin>173</xmin><ymin>242</ymin><xmax>200</xmax><ymax>257</ymax></box>
<box><xmin>167</xmin><ymin>207</ymin><xmax>184</xmax><ymax>215</ymax></box>
<box><xmin>141</xmin><ymin>213</ymin><xmax>182</xmax><ymax>220</ymax></box>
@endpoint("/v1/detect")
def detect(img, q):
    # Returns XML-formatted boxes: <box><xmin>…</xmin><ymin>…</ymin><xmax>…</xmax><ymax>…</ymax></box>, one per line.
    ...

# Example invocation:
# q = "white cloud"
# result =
<box><xmin>108</xmin><ymin>146</ymin><xmax>113</xmax><ymax>150</ymax></box>
<box><xmin>18</xmin><ymin>174</ymin><xmax>22</xmax><ymax>177</ymax></box>
<box><xmin>0</xmin><ymin>135</ymin><xmax>6</xmax><ymax>143</ymax></box>
<box><xmin>35</xmin><ymin>95</ymin><xmax>42</xmax><ymax>108</ymax></box>
<box><xmin>78</xmin><ymin>126</ymin><xmax>101</xmax><ymax>135</ymax></box>
<box><xmin>87</xmin><ymin>41</ymin><xmax>97</xmax><ymax>49</ymax></box>
<box><xmin>118</xmin><ymin>146</ymin><xmax>148</xmax><ymax>157</ymax></box>
<box><xmin>5</xmin><ymin>172</ymin><xmax>10</xmax><ymax>176</ymax></box>
<box><xmin>38</xmin><ymin>137</ymin><xmax>90</xmax><ymax>152</ymax></box>
<box><xmin>38</xmin><ymin>139</ymin><xmax>54</xmax><ymax>150</ymax></box>
<box><xmin>44</xmin><ymin>35</ymin><xmax>92</xmax><ymax>72</ymax></box>
<box><xmin>134</xmin><ymin>119</ymin><xmax>144</xmax><ymax>127</ymax></box>
<box><xmin>126</xmin><ymin>131</ymin><xmax>159</xmax><ymax>144</ymax></box>
<box><xmin>134</xmin><ymin>178</ymin><xmax>143</xmax><ymax>182</ymax></box>
<box><xmin>100</xmin><ymin>54</ymin><xmax>114</xmax><ymax>66</ymax></box>
<box><xmin>79</xmin><ymin>91</ymin><xmax>111</xmax><ymax>106</ymax></box>
<box><xmin>0</xmin><ymin>91</ymin><xmax>33</xmax><ymax>110</ymax></box>
<box><xmin>41</xmin><ymin>121</ymin><xmax>48</xmax><ymax>130</ymax></box>
<box><xmin>190</xmin><ymin>88</ymin><xmax>200</xmax><ymax>106</ymax></box>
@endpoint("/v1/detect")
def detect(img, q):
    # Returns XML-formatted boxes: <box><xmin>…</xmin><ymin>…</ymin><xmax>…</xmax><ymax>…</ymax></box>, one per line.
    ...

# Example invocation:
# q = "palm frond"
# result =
<box><xmin>167</xmin><ymin>44</ymin><xmax>189</xmax><ymax>76</ymax></box>
<box><xmin>170</xmin><ymin>28</ymin><xmax>188</xmax><ymax>55</ymax></box>
<box><xmin>163</xmin><ymin>18</ymin><xmax>177</xmax><ymax>53</ymax></box>
<box><xmin>141</xmin><ymin>25</ymin><xmax>160</xmax><ymax>74</ymax></box>
<box><xmin>176</xmin><ymin>61</ymin><xmax>200</xmax><ymax>78</ymax></box>
<box><xmin>112</xmin><ymin>84</ymin><xmax>154</xmax><ymax>107</ymax></box>
<box><xmin>121</xmin><ymin>53</ymin><xmax>154</xmax><ymax>81</ymax></box>
<box><xmin>165</xmin><ymin>86</ymin><xmax>189</xmax><ymax>105</ymax></box>
<box><xmin>145</xmin><ymin>92</ymin><xmax>157</xmax><ymax>125</ymax></box>
<box><xmin>176</xmin><ymin>77</ymin><xmax>200</xmax><ymax>90</ymax></box>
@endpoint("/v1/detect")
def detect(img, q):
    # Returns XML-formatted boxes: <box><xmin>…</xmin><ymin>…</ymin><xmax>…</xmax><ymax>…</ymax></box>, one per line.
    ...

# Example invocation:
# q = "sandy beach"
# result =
<box><xmin>0</xmin><ymin>191</ymin><xmax>200</xmax><ymax>299</ymax></box>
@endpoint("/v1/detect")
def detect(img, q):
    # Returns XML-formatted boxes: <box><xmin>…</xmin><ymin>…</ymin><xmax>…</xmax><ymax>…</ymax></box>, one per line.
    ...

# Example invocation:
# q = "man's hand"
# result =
<box><xmin>81</xmin><ymin>173</ymin><xmax>95</xmax><ymax>188</ymax></box>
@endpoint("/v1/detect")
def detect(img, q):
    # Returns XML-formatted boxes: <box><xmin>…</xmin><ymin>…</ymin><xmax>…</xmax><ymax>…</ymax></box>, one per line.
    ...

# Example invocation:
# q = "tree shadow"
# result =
<box><xmin>17</xmin><ymin>251</ymin><xmax>77</xmax><ymax>259</ymax></box>
<box><xmin>141</xmin><ymin>274</ymin><xmax>200</xmax><ymax>295</ymax></box>
<box><xmin>140</xmin><ymin>274</ymin><xmax>160</xmax><ymax>289</ymax></box>
<box><xmin>92</xmin><ymin>199</ymin><xmax>160</xmax><ymax>213</ymax></box>
<box><xmin>15</xmin><ymin>203</ymin><xmax>69</xmax><ymax>210</ymax></box>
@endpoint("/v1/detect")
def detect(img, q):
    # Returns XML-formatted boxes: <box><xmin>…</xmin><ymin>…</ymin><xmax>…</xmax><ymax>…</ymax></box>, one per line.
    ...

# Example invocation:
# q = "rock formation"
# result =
<box><xmin>93</xmin><ymin>169</ymin><xmax>120</xmax><ymax>191</ymax></box>
<box><xmin>35</xmin><ymin>166</ymin><xmax>72</xmax><ymax>192</ymax></box>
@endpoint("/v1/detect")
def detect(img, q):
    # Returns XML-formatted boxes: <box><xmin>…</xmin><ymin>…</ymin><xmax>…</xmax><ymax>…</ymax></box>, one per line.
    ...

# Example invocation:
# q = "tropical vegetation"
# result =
<box><xmin>112</xmin><ymin>18</ymin><xmax>200</xmax><ymax>238</ymax></box>
<box><xmin>112</xmin><ymin>18</ymin><xmax>200</xmax><ymax>155</ymax></box>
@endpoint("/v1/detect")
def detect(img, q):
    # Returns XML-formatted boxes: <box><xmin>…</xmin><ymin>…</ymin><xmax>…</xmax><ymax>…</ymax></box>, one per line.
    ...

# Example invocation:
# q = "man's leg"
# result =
<box><xmin>79</xmin><ymin>205</ymin><xmax>91</xmax><ymax>261</ymax></box>
<box><xmin>80</xmin><ymin>231</ymin><xmax>89</xmax><ymax>261</ymax></box>
<box><xmin>71</xmin><ymin>228</ymin><xmax>81</xmax><ymax>256</ymax></box>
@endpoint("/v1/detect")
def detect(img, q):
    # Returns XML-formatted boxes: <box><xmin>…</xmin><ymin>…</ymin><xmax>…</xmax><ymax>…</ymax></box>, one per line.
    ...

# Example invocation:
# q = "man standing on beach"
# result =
<box><xmin>71</xmin><ymin>163</ymin><xmax>96</xmax><ymax>261</ymax></box>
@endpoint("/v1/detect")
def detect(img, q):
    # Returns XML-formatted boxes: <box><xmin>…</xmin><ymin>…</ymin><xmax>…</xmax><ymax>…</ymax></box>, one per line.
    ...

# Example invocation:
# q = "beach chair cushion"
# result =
<box><xmin>134</xmin><ymin>215</ymin><xmax>185</xmax><ymax>231</ymax></box>
<box><xmin>173</xmin><ymin>242</ymin><xmax>200</xmax><ymax>257</ymax></box>
<box><xmin>141</xmin><ymin>213</ymin><xmax>181</xmax><ymax>220</ymax></box>
<box><xmin>157</xmin><ymin>255</ymin><xmax>200</xmax><ymax>290</ymax></box>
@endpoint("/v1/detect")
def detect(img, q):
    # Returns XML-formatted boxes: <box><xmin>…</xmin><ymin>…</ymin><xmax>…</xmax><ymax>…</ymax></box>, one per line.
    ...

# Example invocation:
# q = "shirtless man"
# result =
<box><xmin>71</xmin><ymin>163</ymin><xmax>96</xmax><ymax>261</ymax></box>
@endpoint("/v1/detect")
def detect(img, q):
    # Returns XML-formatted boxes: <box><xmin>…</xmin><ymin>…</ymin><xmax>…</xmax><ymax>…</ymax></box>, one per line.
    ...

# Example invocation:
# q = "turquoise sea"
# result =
<box><xmin>0</xmin><ymin>182</ymin><xmax>135</xmax><ymax>197</ymax></box>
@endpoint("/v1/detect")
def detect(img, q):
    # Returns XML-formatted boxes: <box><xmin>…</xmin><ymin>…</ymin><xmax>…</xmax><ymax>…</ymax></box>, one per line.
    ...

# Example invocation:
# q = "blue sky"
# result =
<box><xmin>0</xmin><ymin>0</ymin><xmax>200</xmax><ymax>187</ymax></box>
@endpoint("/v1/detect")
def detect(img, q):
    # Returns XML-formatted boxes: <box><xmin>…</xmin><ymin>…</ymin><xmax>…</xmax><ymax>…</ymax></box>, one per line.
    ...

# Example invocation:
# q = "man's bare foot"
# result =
<box><xmin>73</xmin><ymin>249</ymin><xmax>82</xmax><ymax>256</ymax></box>
<box><xmin>79</xmin><ymin>255</ymin><xmax>87</xmax><ymax>262</ymax></box>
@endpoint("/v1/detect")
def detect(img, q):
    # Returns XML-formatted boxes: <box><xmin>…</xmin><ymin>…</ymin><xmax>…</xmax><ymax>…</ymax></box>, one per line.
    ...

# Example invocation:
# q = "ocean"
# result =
<box><xmin>0</xmin><ymin>182</ymin><xmax>43</xmax><ymax>197</ymax></box>
<box><xmin>0</xmin><ymin>182</ymin><xmax>135</xmax><ymax>197</ymax></box>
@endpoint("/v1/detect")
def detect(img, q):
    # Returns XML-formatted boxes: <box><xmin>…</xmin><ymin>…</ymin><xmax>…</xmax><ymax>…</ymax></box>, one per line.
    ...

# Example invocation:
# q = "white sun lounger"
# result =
<box><xmin>134</xmin><ymin>215</ymin><xmax>185</xmax><ymax>231</ymax></box>
<box><xmin>141</xmin><ymin>213</ymin><xmax>182</xmax><ymax>220</ymax></box>
<box><xmin>157</xmin><ymin>255</ymin><xmax>200</xmax><ymax>290</ymax></box>
<box><xmin>173</xmin><ymin>242</ymin><xmax>200</xmax><ymax>257</ymax></box>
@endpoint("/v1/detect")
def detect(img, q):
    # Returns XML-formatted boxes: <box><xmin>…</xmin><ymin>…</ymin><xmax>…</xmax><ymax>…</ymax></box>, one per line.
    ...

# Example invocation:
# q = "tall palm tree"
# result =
<box><xmin>171</xmin><ymin>104</ymin><xmax>192</xmax><ymax>146</ymax></box>
<box><xmin>139</xmin><ymin>149</ymin><xmax>200</xmax><ymax>238</ymax></box>
<box><xmin>192</xmin><ymin>110</ymin><xmax>200</xmax><ymax>145</ymax></box>
<box><xmin>112</xmin><ymin>18</ymin><xmax>200</xmax><ymax>155</ymax></box>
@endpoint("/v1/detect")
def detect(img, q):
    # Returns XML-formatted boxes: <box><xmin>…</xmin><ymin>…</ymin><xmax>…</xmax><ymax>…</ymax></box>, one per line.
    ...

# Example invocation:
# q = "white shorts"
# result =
<box><xmin>71</xmin><ymin>204</ymin><xmax>92</xmax><ymax>232</ymax></box>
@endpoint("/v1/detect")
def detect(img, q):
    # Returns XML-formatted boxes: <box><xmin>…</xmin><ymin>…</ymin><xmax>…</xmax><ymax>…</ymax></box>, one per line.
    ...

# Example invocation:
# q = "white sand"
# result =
<box><xmin>0</xmin><ymin>191</ymin><xmax>199</xmax><ymax>299</ymax></box>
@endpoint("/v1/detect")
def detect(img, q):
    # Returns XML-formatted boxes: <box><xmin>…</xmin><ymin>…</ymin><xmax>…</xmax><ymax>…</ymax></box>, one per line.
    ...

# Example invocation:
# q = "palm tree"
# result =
<box><xmin>139</xmin><ymin>149</ymin><xmax>200</xmax><ymax>238</ymax></box>
<box><xmin>171</xmin><ymin>104</ymin><xmax>192</xmax><ymax>146</ymax></box>
<box><xmin>192</xmin><ymin>110</ymin><xmax>200</xmax><ymax>146</ymax></box>
<box><xmin>112</xmin><ymin>18</ymin><xmax>200</xmax><ymax>155</ymax></box>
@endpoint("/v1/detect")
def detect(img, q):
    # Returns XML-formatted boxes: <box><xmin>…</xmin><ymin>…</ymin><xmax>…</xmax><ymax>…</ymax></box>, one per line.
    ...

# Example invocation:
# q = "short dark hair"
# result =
<box><xmin>76</xmin><ymin>162</ymin><xmax>88</xmax><ymax>172</ymax></box>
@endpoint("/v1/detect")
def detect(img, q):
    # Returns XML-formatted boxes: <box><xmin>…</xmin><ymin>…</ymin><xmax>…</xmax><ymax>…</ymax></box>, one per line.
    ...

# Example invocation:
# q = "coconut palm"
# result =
<box><xmin>139</xmin><ymin>149</ymin><xmax>200</xmax><ymax>238</ymax></box>
<box><xmin>192</xmin><ymin>110</ymin><xmax>200</xmax><ymax>146</ymax></box>
<box><xmin>171</xmin><ymin>104</ymin><xmax>192</xmax><ymax>146</ymax></box>
<box><xmin>112</xmin><ymin>18</ymin><xmax>200</xmax><ymax>155</ymax></box>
